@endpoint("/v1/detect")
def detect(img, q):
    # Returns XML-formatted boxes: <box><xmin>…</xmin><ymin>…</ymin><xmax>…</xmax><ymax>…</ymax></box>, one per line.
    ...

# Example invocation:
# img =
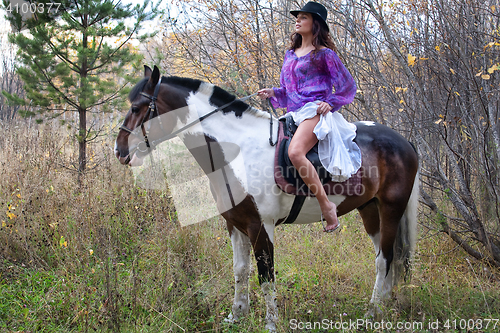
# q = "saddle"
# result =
<box><xmin>274</xmin><ymin>113</ymin><xmax>363</xmax><ymax>197</ymax></box>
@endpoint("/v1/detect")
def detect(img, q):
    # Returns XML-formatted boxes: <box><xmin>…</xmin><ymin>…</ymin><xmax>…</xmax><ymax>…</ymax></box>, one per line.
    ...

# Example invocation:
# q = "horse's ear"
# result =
<box><xmin>144</xmin><ymin>65</ymin><xmax>152</xmax><ymax>77</ymax></box>
<box><xmin>149</xmin><ymin>65</ymin><xmax>160</xmax><ymax>86</ymax></box>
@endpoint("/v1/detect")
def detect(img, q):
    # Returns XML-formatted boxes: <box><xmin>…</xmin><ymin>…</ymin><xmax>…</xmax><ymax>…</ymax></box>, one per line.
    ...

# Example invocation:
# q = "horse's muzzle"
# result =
<box><xmin>114</xmin><ymin>146</ymin><xmax>130</xmax><ymax>165</ymax></box>
<box><xmin>116</xmin><ymin>153</ymin><xmax>131</xmax><ymax>165</ymax></box>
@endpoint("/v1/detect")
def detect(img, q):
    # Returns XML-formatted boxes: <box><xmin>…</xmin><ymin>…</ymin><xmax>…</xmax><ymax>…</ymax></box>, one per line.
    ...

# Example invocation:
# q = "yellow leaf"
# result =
<box><xmin>399</xmin><ymin>99</ymin><xmax>405</xmax><ymax>104</ymax></box>
<box><xmin>419</xmin><ymin>57</ymin><xmax>429</xmax><ymax>60</ymax></box>
<box><xmin>476</xmin><ymin>71</ymin><xmax>483</xmax><ymax>77</ymax></box>
<box><xmin>7</xmin><ymin>212</ymin><xmax>16</xmax><ymax>220</ymax></box>
<box><xmin>455</xmin><ymin>91</ymin><xmax>461</xmax><ymax>96</ymax></box>
<box><xmin>1</xmin><ymin>221</ymin><xmax>6</xmax><ymax>227</ymax></box>
<box><xmin>435</xmin><ymin>119</ymin><xmax>443</xmax><ymax>124</ymax></box>
<box><xmin>407</xmin><ymin>53</ymin><xmax>416</xmax><ymax>67</ymax></box>
<box><xmin>89</xmin><ymin>249</ymin><xmax>94</xmax><ymax>255</ymax></box>
<box><xmin>395</xmin><ymin>87</ymin><xmax>402</xmax><ymax>93</ymax></box>
<box><xmin>435</xmin><ymin>45</ymin><xmax>440</xmax><ymax>51</ymax></box>
<box><xmin>450</xmin><ymin>68</ymin><xmax>455</xmax><ymax>74</ymax></box>
<box><xmin>485</xmin><ymin>42</ymin><xmax>495</xmax><ymax>50</ymax></box>
<box><xmin>16</xmin><ymin>194</ymin><xmax>21</xmax><ymax>199</ymax></box>
<box><xmin>482</xmin><ymin>74</ymin><xmax>491</xmax><ymax>80</ymax></box>
<box><xmin>487</xmin><ymin>64</ymin><xmax>499</xmax><ymax>74</ymax></box>
<box><xmin>60</xmin><ymin>236</ymin><xmax>67</xmax><ymax>248</ymax></box>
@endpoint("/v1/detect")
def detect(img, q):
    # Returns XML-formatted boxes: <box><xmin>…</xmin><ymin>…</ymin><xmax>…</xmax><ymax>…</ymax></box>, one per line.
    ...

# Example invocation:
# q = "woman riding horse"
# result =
<box><xmin>258</xmin><ymin>1</ymin><xmax>360</xmax><ymax>233</ymax></box>
<box><xmin>114</xmin><ymin>4</ymin><xmax>419</xmax><ymax>332</ymax></box>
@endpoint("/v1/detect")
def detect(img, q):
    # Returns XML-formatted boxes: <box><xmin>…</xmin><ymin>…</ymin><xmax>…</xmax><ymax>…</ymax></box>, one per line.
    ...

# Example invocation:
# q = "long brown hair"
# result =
<box><xmin>290</xmin><ymin>15</ymin><xmax>337</xmax><ymax>54</ymax></box>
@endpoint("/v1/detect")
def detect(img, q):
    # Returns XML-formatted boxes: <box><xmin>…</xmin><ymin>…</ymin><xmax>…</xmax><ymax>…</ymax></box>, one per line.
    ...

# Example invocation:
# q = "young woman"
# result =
<box><xmin>258</xmin><ymin>1</ymin><xmax>360</xmax><ymax>232</ymax></box>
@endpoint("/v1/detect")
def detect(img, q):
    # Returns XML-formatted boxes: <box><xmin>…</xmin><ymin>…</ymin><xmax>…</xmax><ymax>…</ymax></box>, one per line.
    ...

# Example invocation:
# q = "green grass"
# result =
<box><xmin>1</xmin><ymin>121</ymin><xmax>500</xmax><ymax>332</ymax></box>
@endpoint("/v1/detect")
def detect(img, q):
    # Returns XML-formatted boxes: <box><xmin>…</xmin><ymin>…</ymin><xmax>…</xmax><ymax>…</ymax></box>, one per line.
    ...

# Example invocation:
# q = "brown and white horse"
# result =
<box><xmin>114</xmin><ymin>66</ymin><xmax>419</xmax><ymax>331</ymax></box>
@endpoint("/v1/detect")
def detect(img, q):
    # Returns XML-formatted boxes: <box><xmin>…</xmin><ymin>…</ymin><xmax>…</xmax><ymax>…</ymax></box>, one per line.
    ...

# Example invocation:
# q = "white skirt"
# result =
<box><xmin>292</xmin><ymin>102</ymin><xmax>362</xmax><ymax>182</ymax></box>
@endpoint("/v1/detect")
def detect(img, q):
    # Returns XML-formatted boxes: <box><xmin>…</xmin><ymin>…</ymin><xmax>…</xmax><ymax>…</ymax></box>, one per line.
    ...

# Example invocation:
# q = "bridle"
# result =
<box><xmin>118</xmin><ymin>79</ymin><xmax>267</xmax><ymax>165</ymax></box>
<box><xmin>119</xmin><ymin>80</ymin><xmax>162</xmax><ymax>164</ymax></box>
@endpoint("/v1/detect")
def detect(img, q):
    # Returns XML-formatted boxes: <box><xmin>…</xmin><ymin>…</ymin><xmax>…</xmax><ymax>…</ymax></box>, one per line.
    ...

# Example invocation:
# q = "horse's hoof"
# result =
<box><xmin>224</xmin><ymin>313</ymin><xmax>239</xmax><ymax>324</ymax></box>
<box><xmin>265</xmin><ymin>322</ymin><xmax>277</xmax><ymax>332</ymax></box>
<box><xmin>224</xmin><ymin>313</ymin><xmax>235</xmax><ymax>324</ymax></box>
<box><xmin>365</xmin><ymin>304</ymin><xmax>384</xmax><ymax>321</ymax></box>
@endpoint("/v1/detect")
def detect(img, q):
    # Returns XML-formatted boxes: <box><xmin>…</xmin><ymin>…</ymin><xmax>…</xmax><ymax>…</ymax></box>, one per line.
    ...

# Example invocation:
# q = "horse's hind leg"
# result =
<box><xmin>226</xmin><ymin>224</ymin><xmax>252</xmax><ymax>323</ymax></box>
<box><xmin>360</xmin><ymin>195</ymin><xmax>410</xmax><ymax>316</ymax></box>
<box><xmin>358</xmin><ymin>199</ymin><xmax>387</xmax><ymax>313</ymax></box>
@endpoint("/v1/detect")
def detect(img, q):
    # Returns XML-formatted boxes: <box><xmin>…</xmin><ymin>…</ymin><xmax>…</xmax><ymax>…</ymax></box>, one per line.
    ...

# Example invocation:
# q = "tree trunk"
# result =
<box><xmin>78</xmin><ymin>106</ymin><xmax>87</xmax><ymax>174</ymax></box>
<box><xmin>78</xmin><ymin>13</ymin><xmax>89</xmax><ymax>177</ymax></box>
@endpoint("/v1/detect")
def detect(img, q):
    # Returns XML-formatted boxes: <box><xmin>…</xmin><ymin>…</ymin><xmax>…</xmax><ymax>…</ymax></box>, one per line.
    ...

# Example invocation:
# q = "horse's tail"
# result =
<box><xmin>392</xmin><ymin>167</ymin><xmax>419</xmax><ymax>284</ymax></box>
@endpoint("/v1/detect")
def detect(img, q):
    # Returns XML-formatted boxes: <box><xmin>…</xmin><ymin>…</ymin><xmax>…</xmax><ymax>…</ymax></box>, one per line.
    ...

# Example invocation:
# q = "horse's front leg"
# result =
<box><xmin>250</xmin><ymin>221</ymin><xmax>278</xmax><ymax>332</ymax></box>
<box><xmin>226</xmin><ymin>224</ymin><xmax>252</xmax><ymax>323</ymax></box>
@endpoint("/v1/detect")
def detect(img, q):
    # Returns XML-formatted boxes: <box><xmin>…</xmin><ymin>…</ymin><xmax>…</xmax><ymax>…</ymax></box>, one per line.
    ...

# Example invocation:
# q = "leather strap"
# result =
<box><xmin>282</xmin><ymin>195</ymin><xmax>306</xmax><ymax>224</ymax></box>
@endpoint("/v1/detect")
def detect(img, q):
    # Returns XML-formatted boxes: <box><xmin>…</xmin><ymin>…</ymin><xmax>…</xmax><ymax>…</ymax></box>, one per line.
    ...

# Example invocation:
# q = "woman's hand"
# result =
<box><xmin>316</xmin><ymin>101</ymin><xmax>333</xmax><ymax>115</ymax></box>
<box><xmin>258</xmin><ymin>88</ymin><xmax>275</xmax><ymax>100</ymax></box>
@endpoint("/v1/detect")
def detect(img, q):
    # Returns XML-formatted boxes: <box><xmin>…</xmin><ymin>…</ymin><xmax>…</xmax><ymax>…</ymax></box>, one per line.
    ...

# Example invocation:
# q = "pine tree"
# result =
<box><xmin>2</xmin><ymin>0</ymin><xmax>161</xmax><ymax>174</ymax></box>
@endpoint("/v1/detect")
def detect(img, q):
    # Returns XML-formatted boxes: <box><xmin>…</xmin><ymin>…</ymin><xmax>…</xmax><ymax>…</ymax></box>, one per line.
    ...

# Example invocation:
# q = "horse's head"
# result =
<box><xmin>115</xmin><ymin>65</ymin><xmax>181</xmax><ymax>166</ymax></box>
<box><xmin>115</xmin><ymin>65</ymin><xmax>264</xmax><ymax>167</ymax></box>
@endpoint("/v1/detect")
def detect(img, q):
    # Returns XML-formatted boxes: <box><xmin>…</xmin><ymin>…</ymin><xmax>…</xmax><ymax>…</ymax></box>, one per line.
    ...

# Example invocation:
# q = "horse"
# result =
<box><xmin>114</xmin><ymin>65</ymin><xmax>419</xmax><ymax>332</ymax></box>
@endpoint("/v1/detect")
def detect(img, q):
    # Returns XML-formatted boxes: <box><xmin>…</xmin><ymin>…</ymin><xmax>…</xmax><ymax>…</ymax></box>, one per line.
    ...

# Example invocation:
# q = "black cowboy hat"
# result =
<box><xmin>290</xmin><ymin>2</ymin><xmax>329</xmax><ymax>31</ymax></box>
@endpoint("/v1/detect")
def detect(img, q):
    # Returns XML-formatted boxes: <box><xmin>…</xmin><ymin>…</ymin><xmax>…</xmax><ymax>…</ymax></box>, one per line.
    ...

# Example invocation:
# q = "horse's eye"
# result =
<box><xmin>131</xmin><ymin>106</ymin><xmax>140</xmax><ymax>113</ymax></box>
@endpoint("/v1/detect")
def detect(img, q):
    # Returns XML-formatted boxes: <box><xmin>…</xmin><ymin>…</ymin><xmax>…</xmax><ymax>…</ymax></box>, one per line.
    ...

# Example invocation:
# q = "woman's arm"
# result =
<box><xmin>257</xmin><ymin>88</ymin><xmax>275</xmax><ymax>99</ymax></box>
<box><xmin>325</xmin><ymin>50</ymin><xmax>357</xmax><ymax>112</ymax></box>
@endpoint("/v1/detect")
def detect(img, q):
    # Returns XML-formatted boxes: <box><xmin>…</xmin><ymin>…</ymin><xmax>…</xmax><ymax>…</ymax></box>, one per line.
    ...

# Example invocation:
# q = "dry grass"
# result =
<box><xmin>1</xmin><ymin>120</ymin><xmax>499</xmax><ymax>332</ymax></box>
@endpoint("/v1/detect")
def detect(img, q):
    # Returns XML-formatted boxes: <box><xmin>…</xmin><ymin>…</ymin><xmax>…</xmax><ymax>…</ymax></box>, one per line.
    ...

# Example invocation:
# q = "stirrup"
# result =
<box><xmin>321</xmin><ymin>213</ymin><xmax>340</xmax><ymax>233</ymax></box>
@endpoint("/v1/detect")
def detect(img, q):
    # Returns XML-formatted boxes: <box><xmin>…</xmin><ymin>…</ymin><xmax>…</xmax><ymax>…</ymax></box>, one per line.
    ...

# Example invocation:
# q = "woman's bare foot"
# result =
<box><xmin>322</xmin><ymin>201</ymin><xmax>339</xmax><ymax>232</ymax></box>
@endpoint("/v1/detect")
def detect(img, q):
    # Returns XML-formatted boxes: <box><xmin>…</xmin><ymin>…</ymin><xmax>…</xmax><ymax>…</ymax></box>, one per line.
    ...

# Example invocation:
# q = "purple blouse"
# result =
<box><xmin>272</xmin><ymin>48</ymin><xmax>356</xmax><ymax>113</ymax></box>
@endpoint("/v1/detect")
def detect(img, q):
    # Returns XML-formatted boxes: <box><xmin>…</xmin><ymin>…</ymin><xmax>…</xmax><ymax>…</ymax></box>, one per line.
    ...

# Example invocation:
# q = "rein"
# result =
<box><xmin>119</xmin><ymin>83</ymin><xmax>268</xmax><ymax>164</ymax></box>
<box><xmin>267</xmin><ymin>99</ymin><xmax>279</xmax><ymax>146</ymax></box>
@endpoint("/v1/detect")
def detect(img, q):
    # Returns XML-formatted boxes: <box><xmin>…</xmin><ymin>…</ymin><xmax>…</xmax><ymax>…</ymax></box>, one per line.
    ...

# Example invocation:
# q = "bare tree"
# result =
<box><xmin>0</xmin><ymin>33</ymin><xmax>24</xmax><ymax>121</ymax></box>
<box><xmin>155</xmin><ymin>0</ymin><xmax>296</xmax><ymax>110</ymax></box>
<box><xmin>329</xmin><ymin>0</ymin><xmax>500</xmax><ymax>267</ymax></box>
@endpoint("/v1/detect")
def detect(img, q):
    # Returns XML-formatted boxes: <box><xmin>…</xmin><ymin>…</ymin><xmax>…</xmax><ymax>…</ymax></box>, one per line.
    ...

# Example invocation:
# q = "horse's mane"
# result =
<box><xmin>129</xmin><ymin>75</ymin><xmax>270</xmax><ymax>119</ymax></box>
<box><xmin>128</xmin><ymin>77</ymin><xmax>149</xmax><ymax>102</ymax></box>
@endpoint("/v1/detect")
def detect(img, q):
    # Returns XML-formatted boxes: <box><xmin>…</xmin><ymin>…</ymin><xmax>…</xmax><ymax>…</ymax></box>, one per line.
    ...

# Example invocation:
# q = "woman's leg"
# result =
<box><xmin>288</xmin><ymin>115</ymin><xmax>339</xmax><ymax>231</ymax></box>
